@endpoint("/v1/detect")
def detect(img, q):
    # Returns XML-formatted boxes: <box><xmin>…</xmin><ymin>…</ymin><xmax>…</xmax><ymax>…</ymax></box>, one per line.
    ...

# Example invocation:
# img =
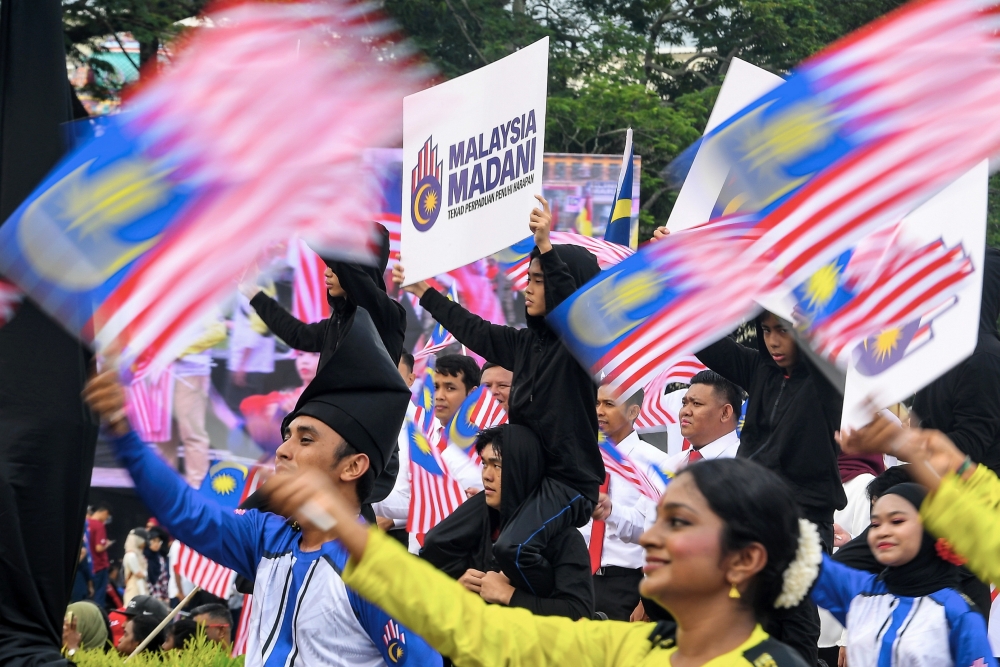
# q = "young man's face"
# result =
<box><xmin>523</xmin><ymin>258</ymin><xmax>546</xmax><ymax>317</ymax></box>
<box><xmin>480</xmin><ymin>366</ymin><xmax>513</xmax><ymax>409</ymax></box>
<box><xmin>433</xmin><ymin>372</ymin><xmax>471</xmax><ymax>425</ymax></box>
<box><xmin>679</xmin><ymin>383</ymin><xmax>732</xmax><ymax>448</ymax></box>
<box><xmin>92</xmin><ymin>509</ymin><xmax>109</xmax><ymax>523</ymax></box>
<box><xmin>116</xmin><ymin>620</ymin><xmax>139</xmax><ymax>656</ymax></box>
<box><xmin>480</xmin><ymin>444</ymin><xmax>502</xmax><ymax>510</ymax></box>
<box><xmin>276</xmin><ymin>416</ymin><xmax>368</xmax><ymax>495</ymax></box>
<box><xmin>194</xmin><ymin>613</ymin><xmax>231</xmax><ymax>648</ymax></box>
<box><xmin>760</xmin><ymin>312</ymin><xmax>798</xmax><ymax>369</ymax></box>
<box><xmin>596</xmin><ymin>385</ymin><xmax>636</xmax><ymax>444</ymax></box>
<box><xmin>324</xmin><ymin>266</ymin><xmax>346</xmax><ymax>298</ymax></box>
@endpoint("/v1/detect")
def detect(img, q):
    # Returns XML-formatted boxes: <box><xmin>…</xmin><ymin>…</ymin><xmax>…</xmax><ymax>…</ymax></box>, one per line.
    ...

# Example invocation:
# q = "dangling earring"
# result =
<box><xmin>729</xmin><ymin>582</ymin><xmax>741</xmax><ymax>599</ymax></box>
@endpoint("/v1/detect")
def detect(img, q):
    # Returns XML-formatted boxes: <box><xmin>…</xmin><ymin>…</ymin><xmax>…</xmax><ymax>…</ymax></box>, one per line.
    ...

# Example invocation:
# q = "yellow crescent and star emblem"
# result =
<box><xmin>568</xmin><ymin>268</ymin><xmax>666</xmax><ymax>349</ymax></box>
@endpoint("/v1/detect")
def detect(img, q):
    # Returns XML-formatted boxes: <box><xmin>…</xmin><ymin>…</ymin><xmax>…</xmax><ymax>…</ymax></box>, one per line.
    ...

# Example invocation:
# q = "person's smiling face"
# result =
<box><xmin>868</xmin><ymin>494</ymin><xmax>924</xmax><ymax>567</ymax></box>
<box><xmin>638</xmin><ymin>474</ymin><xmax>729</xmax><ymax>606</ymax></box>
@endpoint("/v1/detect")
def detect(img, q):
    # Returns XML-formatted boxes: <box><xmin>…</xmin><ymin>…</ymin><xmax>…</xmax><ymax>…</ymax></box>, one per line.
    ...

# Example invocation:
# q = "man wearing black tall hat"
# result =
<box><xmin>240</xmin><ymin>224</ymin><xmax>406</xmax><ymax>506</ymax></box>
<box><xmin>83</xmin><ymin>309</ymin><xmax>441</xmax><ymax>667</ymax></box>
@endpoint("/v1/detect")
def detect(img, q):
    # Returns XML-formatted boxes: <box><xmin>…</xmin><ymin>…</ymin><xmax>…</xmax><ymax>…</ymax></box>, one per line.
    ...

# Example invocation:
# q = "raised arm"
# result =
<box><xmin>83</xmin><ymin>372</ymin><xmax>267</xmax><ymax>579</ymax></box>
<box><xmin>248</xmin><ymin>291</ymin><xmax>327</xmax><ymax>352</ymax></box>
<box><xmin>695</xmin><ymin>335</ymin><xmax>762</xmax><ymax>392</ymax></box>
<box><xmin>418</xmin><ymin>287</ymin><xmax>522</xmax><ymax>370</ymax></box>
<box><xmin>810</xmin><ymin>554</ymin><xmax>876</xmax><ymax>626</ymax></box>
<box><xmin>264</xmin><ymin>468</ymin><xmax>652</xmax><ymax>667</ymax></box>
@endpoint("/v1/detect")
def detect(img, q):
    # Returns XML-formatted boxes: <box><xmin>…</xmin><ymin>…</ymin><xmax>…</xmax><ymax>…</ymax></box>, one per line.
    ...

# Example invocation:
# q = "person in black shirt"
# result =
<box><xmin>421</xmin><ymin>425</ymin><xmax>593</xmax><ymax>620</ymax></box>
<box><xmin>394</xmin><ymin>196</ymin><xmax>603</xmax><ymax>597</ymax></box>
<box><xmin>912</xmin><ymin>246</ymin><xmax>1000</xmax><ymax>474</ymax></box>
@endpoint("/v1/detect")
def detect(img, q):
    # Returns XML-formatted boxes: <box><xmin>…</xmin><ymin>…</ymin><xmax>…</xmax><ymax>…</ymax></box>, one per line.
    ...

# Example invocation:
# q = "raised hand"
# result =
<box><xmin>82</xmin><ymin>370</ymin><xmax>130</xmax><ymax>435</ymax></box>
<box><xmin>392</xmin><ymin>262</ymin><xmax>430</xmax><ymax>299</ymax></box>
<box><xmin>651</xmin><ymin>226</ymin><xmax>670</xmax><ymax>242</ymax></box>
<box><xmin>529</xmin><ymin>195</ymin><xmax>552</xmax><ymax>254</ymax></box>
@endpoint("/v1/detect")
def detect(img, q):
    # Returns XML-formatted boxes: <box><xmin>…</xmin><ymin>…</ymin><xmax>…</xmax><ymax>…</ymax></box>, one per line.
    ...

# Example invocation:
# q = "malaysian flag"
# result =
<box><xmin>124</xmin><ymin>367</ymin><xmax>175</xmax><ymax>444</ymax></box>
<box><xmin>288</xmin><ymin>238</ymin><xmax>330</xmax><ymax>324</ymax></box>
<box><xmin>549</xmin><ymin>215</ymin><xmax>762</xmax><ymax>400</ymax></box>
<box><xmin>603</xmin><ymin>127</ymin><xmax>637</xmax><ymax>248</ymax></box>
<box><xmin>406</xmin><ymin>422</ymin><xmax>465</xmax><ymax>543</ymax></box>
<box><xmin>795</xmin><ymin>237</ymin><xmax>974</xmax><ymax>367</ymax></box>
<box><xmin>498</xmin><ymin>233</ymin><xmax>634</xmax><ymax>292</ymax></box>
<box><xmin>0</xmin><ymin>278</ymin><xmax>23</xmax><ymax>328</ymax></box>
<box><xmin>443</xmin><ymin>385</ymin><xmax>508</xmax><ymax>461</ymax></box>
<box><xmin>414</xmin><ymin>283</ymin><xmax>459</xmax><ymax>360</ymax></box>
<box><xmin>634</xmin><ymin>356</ymin><xmax>707</xmax><ymax>432</ymax></box>
<box><xmin>0</xmin><ymin>2</ymin><xmax>430</xmax><ymax>373</ymax></box>
<box><xmin>176</xmin><ymin>542</ymin><xmax>236</xmax><ymax>599</ymax></box>
<box><xmin>231</xmin><ymin>593</ymin><xmax>253</xmax><ymax>657</ymax></box>
<box><xmin>685</xmin><ymin>0</ymin><xmax>1000</xmax><ymax>293</ymax></box>
<box><xmin>599</xmin><ymin>435</ymin><xmax>665</xmax><ymax>500</ymax></box>
<box><xmin>380</xmin><ymin>215</ymin><xmax>402</xmax><ymax>263</ymax></box>
<box><xmin>412</xmin><ymin>369</ymin><xmax>436</xmax><ymax>436</ymax></box>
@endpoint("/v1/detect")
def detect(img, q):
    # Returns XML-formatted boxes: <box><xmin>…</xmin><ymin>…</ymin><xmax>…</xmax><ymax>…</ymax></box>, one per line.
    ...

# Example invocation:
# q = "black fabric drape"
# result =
<box><xmin>0</xmin><ymin>1</ymin><xmax>99</xmax><ymax>664</ymax></box>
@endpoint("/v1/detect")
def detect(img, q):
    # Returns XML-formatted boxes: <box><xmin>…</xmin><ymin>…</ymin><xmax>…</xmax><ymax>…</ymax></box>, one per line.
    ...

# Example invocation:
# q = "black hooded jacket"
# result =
<box><xmin>912</xmin><ymin>246</ymin><xmax>1000</xmax><ymax>473</ymax></box>
<box><xmin>420</xmin><ymin>425</ymin><xmax>594</xmax><ymax>620</ymax></box>
<box><xmin>249</xmin><ymin>226</ymin><xmax>406</xmax><ymax>366</ymax></box>
<box><xmin>696</xmin><ymin>320</ymin><xmax>847</xmax><ymax>526</ymax></box>
<box><xmin>419</xmin><ymin>245</ymin><xmax>605</xmax><ymax>503</ymax></box>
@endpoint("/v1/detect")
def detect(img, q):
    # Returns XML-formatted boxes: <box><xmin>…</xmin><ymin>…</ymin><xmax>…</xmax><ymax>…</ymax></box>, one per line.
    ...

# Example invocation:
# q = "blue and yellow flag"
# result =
<box><xmin>445</xmin><ymin>385</ymin><xmax>488</xmax><ymax>455</ymax></box>
<box><xmin>407</xmin><ymin>422</ymin><xmax>445</xmax><ymax>476</ymax></box>
<box><xmin>604</xmin><ymin>128</ymin><xmax>635</xmax><ymax>249</ymax></box>
<box><xmin>414</xmin><ymin>369</ymin><xmax>435</xmax><ymax>434</ymax></box>
<box><xmin>198</xmin><ymin>460</ymin><xmax>250</xmax><ymax>510</ymax></box>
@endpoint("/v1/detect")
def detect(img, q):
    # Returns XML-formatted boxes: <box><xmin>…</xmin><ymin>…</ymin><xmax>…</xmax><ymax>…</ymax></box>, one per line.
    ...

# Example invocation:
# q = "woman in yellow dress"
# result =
<box><xmin>264</xmin><ymin>457</ymin><xmax>821</xmax><ymax>666</ymax></box>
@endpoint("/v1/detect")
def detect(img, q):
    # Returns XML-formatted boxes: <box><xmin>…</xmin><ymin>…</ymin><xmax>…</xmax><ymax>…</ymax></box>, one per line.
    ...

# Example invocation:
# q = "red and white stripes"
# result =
<box><xmin>176</xmin><ymin>542</ymin><xmax>236</xmax><ymax>600</ymax></box>
<box><xmin>634</xmin><ymin>356</ymin><xmax>706</xmax><ymax>431</ymax></box>
<box><xmin>288</xmin><ymin>238</ymin><xmax>330</xmax><ymax>324</ymax></box>
<box><xmin>124</xmin><ymin>368</ymin><xmax>175</xmax><ymax>444</ymax></box>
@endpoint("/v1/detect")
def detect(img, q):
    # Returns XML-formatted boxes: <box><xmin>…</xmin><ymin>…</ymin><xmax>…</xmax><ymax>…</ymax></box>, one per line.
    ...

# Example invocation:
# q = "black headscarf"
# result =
<box><xmin>876</xmin><ymin>483</ymin><xmax>960</xmax><ymax>597</ymax></box>
<box><xmin>421</xmin><ymin>425</ymin><xmax>545</xmax><ymax>578</ymax></box>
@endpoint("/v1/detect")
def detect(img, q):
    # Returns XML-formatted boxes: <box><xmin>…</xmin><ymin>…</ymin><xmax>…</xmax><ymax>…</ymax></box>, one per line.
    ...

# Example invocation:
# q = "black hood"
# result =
<box><xmin>280</xmin><ymin>308</ymin><xmax>410</xmax><ymax>501</ymax></box>
<box><xmin>494</xmin><ymin>424</ymin><xmax>546</xmax><ymax>525</ymax></box>
<box><xmin>525</xmin><ymin>244</ymin><xmax>600</xmax><ymax>330</ymax></box>
<box><xmin>324</xmin><ymin>223</ymin><xmax>391</xmax><ymax>306</ymax></box>
<box><xmin>979</xmin><ymin>246</ymin><xmax>1000</xmax><ymax>340</ymax></box>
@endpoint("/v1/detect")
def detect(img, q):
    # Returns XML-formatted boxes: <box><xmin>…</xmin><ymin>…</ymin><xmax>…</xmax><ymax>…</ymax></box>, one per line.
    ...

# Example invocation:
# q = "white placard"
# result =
<box><xmin>841</xmin><ymin>162</ymin><xmax>987</xmax><ymax>429</ymax></box>
<box><xmin>666</xmin><ymin>58</ymin><xmax>784</xmax><ymax>232</ymax></box>
<box><xmin>401</xmin><ymin>38</ymin><xmax>549</xmax><ymax>283</ymax></box>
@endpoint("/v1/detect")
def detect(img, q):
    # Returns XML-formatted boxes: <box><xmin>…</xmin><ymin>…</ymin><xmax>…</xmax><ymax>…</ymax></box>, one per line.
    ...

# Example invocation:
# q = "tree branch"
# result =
<box><xmin>443</xmin><ymin>0</ymin><xmax>489</xmax><ymax>66</ymax></box>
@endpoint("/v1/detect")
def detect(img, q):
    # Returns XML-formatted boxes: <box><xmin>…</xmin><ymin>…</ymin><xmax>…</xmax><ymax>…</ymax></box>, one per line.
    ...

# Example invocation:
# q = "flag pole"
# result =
<box><xmin>125</xmin><ymin>586</ymin><xmax>201</xmax><ymax>662</ymax></box>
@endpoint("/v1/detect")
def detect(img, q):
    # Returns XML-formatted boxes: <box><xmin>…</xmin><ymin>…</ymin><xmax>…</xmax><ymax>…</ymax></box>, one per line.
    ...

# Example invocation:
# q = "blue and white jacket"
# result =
<box><xmin>812</xmin><ymin>554</ymin><xmax>995</xmax><ymax>667</ymax></box>
<box><xmin>111</xmin><ymin>430</ymin><xmax>441</xmax><ymax>667</ymax></box>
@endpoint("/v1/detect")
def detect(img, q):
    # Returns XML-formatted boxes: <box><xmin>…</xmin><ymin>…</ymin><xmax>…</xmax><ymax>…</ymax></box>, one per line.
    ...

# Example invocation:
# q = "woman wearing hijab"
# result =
<box><xmin>264</xmin><ymin>457</ymin><xmax>821</xmax><ymax>666</ymax></box>
<box><xmin>63</xmin><ymin>600</ymin><xmax>111</xmax><ymax>656</ymax></box>
<box><xmin>122</xmin><ymin>529</ymin><xmax>149</xmax><ymax>606</ymax></box>
<box><xmin>811</xmin><ymin>483</ymin><xmax>995</xmax><ymax>666</ymax></box>
<box><xmin>421</xmin><ymin>425</ymin><xmax>593</xmax><ymax>620</ymax></box>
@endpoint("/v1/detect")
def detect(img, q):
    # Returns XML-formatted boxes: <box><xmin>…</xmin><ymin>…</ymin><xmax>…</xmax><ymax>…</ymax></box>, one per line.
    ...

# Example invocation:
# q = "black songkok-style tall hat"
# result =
<box><xmin>280</xmin><ymin>307</ymin><xmax>410</xmax><ymax>497</ymax></box>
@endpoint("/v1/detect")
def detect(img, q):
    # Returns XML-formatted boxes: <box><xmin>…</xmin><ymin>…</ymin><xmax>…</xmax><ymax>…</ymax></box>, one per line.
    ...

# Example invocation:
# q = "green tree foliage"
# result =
<box><xmin>63</xmin><ymin>0</ymin><xmax>207</xmax><ymax>98</ymax></box>
<box><xmin>70</xmin><ymin>633</ymin><xmax>242</xmax><ymax>666</ymax></box>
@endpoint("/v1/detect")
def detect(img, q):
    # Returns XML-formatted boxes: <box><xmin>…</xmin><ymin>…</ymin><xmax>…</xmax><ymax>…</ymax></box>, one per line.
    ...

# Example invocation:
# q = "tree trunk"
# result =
<box><xmin>139</xmin><ymin>36</ymin><xmax>159</xmax><ymax>75</ymax></box>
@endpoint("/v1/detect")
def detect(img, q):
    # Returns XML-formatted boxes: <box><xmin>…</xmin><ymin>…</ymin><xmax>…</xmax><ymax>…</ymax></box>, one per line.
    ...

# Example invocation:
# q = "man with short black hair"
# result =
<box><xmin>586</xmin><ymin>386</ymin><xmax>672</xmax><ymax>620</ymax></box>
<box><xmin>398</xmin><ymin>352</ymin><xmax>416</xmax><ymax>388</ymax></box>
<box><xmin>431</xmin><ymin>354</ymin><xmax>481</xmax><ymax>427</ymax></box>
<box><xmin>116</xmin><ymin>614</ymin><xmax>166</xmax><ymax>657</ymax></box>
<box><xmin>480</xmin><ymin>362</ymin><xmax>513</xmax><ymax>410</ymax></box>
<box><xmin>84</xmin><ymin>310</ymin><xmax>441</xmax><ymax>667</ymax></box>
<box><xmin>191</xmin><ymin>603</ymin><xmax>233</xmax><ymax>649</ymax></box>
<box><xmin>666</xmin><ymin>370</ymin><xmax>742</xmax><ymax>471</ymax></box>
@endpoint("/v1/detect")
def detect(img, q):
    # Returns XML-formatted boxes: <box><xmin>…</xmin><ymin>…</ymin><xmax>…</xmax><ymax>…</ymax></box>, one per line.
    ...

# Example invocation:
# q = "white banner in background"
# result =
<box><xmin>401</xmin><ymin>38</ymin><xmax>549</xmax><ymax>284</ymax></box>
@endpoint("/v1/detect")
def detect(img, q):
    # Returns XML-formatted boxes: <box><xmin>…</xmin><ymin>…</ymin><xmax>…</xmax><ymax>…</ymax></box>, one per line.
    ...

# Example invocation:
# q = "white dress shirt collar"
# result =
<box><xmin>692</xmin><ymin>429</ymin><xmax>740</xmax><ymax>460</ymax></box>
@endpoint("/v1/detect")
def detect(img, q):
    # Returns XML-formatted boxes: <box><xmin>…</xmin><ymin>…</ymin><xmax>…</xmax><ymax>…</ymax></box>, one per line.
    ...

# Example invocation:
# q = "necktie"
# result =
<box><xmin>589</xmin><ymin>473</ymin><xmax>611</xmax><ymax>575</ymax></box>
<box><xmin>687</xmin><ymin>448</ymin><xmax>703</xmax><ymax>464</ymax></box>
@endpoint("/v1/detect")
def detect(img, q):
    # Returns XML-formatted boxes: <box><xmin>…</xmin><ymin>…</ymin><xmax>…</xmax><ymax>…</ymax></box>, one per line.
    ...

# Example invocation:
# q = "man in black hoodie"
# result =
<box><xmin>696</xmin><ymin>311</ymin><xmax>846</xmax><ymax>664</ymax></box>
<box><xmin>240</xmin><ymin>224</ymin><xmax>406</xmax><ymax>505</ymax></box>
<box><xmin>393</xmin><ymin>195</ymin><xmax>604</xmax><ymax>597</ymax></box>
<box><xmin>242</xmin><ymin>224</ymin><xmax>407</xmax><ymax>368</ymax></box>
<box><xmin>420</xmin><ymin>425</ymin><xmax>594</xmax><ymax>620</ymax></box>
<box><xmin>911</xmin><ymin>246</ymin><xmax>1000</xmax><ymax>474</ymax></box>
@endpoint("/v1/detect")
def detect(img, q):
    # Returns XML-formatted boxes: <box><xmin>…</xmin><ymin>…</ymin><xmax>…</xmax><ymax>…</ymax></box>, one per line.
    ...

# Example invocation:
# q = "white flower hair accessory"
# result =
<box><xmin>774</xmin><ymin>519</ymin><xmax>823</xmax><ymax>609</ymax></box>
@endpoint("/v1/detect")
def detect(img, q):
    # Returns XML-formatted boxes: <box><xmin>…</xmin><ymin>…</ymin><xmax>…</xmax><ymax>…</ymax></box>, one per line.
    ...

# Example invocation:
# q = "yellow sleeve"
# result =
<box><xmin>179</xmin><ymin>320</ymin><xmax>228</xmax><ymax>356</ymax></box>
<box><xmin>341</xmin><ymin>528</ymin><xmax>658</xmax><ymax>667</ymax></box>
<box><xmin>921</xmin><ymin>465</ymin><xmax>1000</xmax><ymax>585</ymax></box>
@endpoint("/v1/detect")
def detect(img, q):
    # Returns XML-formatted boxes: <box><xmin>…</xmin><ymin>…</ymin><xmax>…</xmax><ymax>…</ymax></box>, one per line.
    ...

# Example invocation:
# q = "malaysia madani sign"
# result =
<box><xmin>401</xmin><ymin>38</ymin><xmax>548</xmax><ymax>284</ymax></box>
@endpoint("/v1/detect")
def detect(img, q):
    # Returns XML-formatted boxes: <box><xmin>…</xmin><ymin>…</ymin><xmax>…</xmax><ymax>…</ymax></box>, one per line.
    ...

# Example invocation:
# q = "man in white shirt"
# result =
<box><xmin>665</xmin><ymin>370</ymin><xmax>742</xmax><ymax>472</ymax></box>
<box><xmin>373</xmin><ymin>354</ymin><xmax>483</xmax><ymax>553</ymax></box>
<box><xmin>582</xmin><ymin>386</ymin><xmax>672</xmax><ymax>620</ymax></box>
<box><xmin>480</xmin><ymin>362</ymin><xmax>513</xmax><ymax>410</ymax></box>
